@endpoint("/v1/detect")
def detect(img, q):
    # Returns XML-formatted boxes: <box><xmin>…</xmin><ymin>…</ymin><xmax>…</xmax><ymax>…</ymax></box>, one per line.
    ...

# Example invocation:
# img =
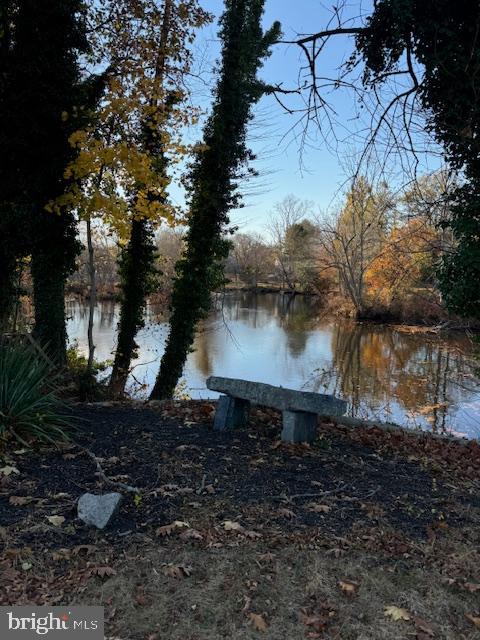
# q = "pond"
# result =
<box><xmin>66</xmin><ymin>292</ymin><xmax>480</xmax><ymax>440</ymax></box>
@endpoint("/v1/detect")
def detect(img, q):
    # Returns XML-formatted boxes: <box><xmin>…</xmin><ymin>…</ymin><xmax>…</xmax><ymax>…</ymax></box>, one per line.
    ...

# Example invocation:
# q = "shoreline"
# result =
<box><xmin>65</xmin><ymin>285</ymin><xmax>480</xmax><ymax>333</ymax></box>
<box><xmin>77</xmin><ymin>398</ymin><xmax>478</xmax><ymax>444</ymax></box>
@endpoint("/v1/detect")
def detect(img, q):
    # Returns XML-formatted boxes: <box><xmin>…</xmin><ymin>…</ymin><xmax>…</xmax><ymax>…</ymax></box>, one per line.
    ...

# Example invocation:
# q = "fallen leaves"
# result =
<box><xmin>88</xmin><ymin>566</ymin><xmax>117</xmax><ymax>578</ymax></box>
<box><xmin>276</xmin><ymin>507</ymin><xmax>296</xmax><ymax>519</ymax></box>
<box><xmin>308</xmin><ymin>503</ymin><xmax>331</xmax><ymax>513</ymax></box>
<box><xmin>465</xmin><ymin>614</ymin><xmax>480</xmax><ymax>628</ymax></box>
<box><xmin>0</xmin><ymin>465</ymin><xmax>19</xmax><ymax>476</ymax></box>
<box><xmin>155</xmin><ymin>520</ymin><xmax>190</xmax><ymax>537</ymax></box>
<box><xmin>52</xmin><ymin>492</ymin><xmax>71</xmax><ymax>500</ymax></box>
<box><xmin>338</xmin><ymin>579</ymin><xmax>358</xmax><ymax>597</ymax></box>
<box><xmin>248</xmin><ymin>612</ymin><xmax>268</xmax><ymax>632</ymax></box>
<box><xmin>222</xmin><ymin>520</ymin><xmax>261</xmax><ymax>539</ymax></box>
<box><xmin>52</xmin><ymin>549</ymin><xmax>72</xmax><ymax>561</ymax></box>
<box><xmin>179</xmin><ymin>528</ymin><xmax>203</xmax><ymax>541</ymax></box>
<box><xmin>161</xmin><ymin>563</ymin><xmax>192</xmax><ymax>579</ymax></box>
<box><xmin>51</xmin><ymin>545</ymin><xmax>97</xmax><ymax>562</ymax></box>
<box><xmin>46</xmin><ymin>515</ymin><xmax>65</xmax><ymax>527</ymax></box>
<box><xmin>298</xmin><ymin>602</ymin><xmax>336</xmax><ymax>637</ymax></box>
<box><xmin>72</xmin><ymin>544</ymin><xmax>97</xmax><ymax>556</ymax></box>
<box><xmin>257</xmin><ymin>552</ymin><xmax>275</xmax><ymax>563</ymax></box>
<box><xmin>134</xmin><ymin>585</ymin><xmax>152</xmax><ymax>607</ymax></box>
<box><xmin>414</xmin><ymin>617</ymin><xmax>435</xmax><ymax>637</ymax></box>
<box><xmin>9</xmin><ymin>496</ymin><xmax>35</xmax><ymax>506</ymax></box>
<box><xmin>384</xmin><ymin>605</ymin><xmax>411</xmax><ymax>621</ymax></box>
<box><xmin>223</xmin><ymin>520</ymin><xmax>243</xmax><ymax>532</ymax></box>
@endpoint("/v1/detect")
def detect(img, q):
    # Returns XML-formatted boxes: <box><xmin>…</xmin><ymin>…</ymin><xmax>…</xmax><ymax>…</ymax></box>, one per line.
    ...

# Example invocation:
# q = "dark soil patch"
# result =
<box><xmin>1</xmin><ymin>401</ymin><xmax>478</xmax><ymax>552</ymax></box>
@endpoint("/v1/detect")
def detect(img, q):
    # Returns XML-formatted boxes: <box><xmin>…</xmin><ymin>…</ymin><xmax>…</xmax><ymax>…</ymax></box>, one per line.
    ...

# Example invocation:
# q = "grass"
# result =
<box><xmin>33</xmin><ymin>533</ymin><xmax>480</xmax><ymax>639</ymax></box>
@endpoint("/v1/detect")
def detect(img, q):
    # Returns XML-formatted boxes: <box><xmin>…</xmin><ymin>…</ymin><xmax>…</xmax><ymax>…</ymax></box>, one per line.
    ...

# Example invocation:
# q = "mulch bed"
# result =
<box><xmin>1</xmin><ymin>401</ymin><xmax>479</xmax><ymax>552</ymax></box>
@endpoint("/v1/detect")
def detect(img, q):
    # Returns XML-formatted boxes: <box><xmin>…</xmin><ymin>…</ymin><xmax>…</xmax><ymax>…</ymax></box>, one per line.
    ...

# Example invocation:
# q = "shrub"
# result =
<box><xmin>0</xmin><ymin>338</ymin><xmax>73</xmax><ymax>445</ymax></box>
<box><xmin>66</xmin><ymin>345</ymin><xmax>109</xmax><ymax>401</ymax></box>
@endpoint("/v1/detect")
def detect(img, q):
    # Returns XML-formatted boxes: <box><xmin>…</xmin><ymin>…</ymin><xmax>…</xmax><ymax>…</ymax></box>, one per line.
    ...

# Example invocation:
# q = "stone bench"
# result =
<box><xmin>206</xmin><ymin>376</ymin><xmax>347</xmax><ymax>444</ymax></box>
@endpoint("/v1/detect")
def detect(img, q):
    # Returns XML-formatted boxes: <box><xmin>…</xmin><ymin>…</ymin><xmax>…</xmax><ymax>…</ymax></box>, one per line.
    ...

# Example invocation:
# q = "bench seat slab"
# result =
<box><xmin>207</xmin><ymin>376</ymin><xmax>347</xmax><ymax>416</ymax></box>
<box><xmin>213</xmin><ymin>395</ymin><xmax>251</xmax><ymax>431</ymax></box>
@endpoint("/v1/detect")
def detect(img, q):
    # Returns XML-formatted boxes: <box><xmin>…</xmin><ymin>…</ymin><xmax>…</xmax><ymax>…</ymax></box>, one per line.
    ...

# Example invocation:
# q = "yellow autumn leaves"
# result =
<box><xmin>46</xmin><ymin>0</ymin><xmax>211</xmax><ymax>241</ymax></box>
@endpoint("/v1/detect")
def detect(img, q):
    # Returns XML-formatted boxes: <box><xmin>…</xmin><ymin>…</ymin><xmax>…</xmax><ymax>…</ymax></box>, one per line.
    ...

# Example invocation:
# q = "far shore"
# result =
<box><xmin>65</xmin><ymin>283</ymin><xmax>480</xmax><ymax>332</ymax></box>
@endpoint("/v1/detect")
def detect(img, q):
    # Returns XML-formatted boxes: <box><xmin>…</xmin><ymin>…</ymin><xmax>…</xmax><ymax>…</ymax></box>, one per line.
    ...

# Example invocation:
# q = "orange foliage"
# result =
<box><xmin>365</xmin><ymin>218</ymin><xmax>438</xmax><ymax>308</ymax></box>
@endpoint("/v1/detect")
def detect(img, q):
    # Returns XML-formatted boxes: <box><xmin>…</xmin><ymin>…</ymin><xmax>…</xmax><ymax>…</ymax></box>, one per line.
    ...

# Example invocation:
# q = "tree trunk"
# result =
<box><xmin>108</xmin><ymin>0</ymin><xmax>173</xmax><ymax>397</ymax></box>
<box><xmin>30</xmin><ymin>197</ymin><xmax>80</xmax><ymax>364</ymax></box>
<box><xmin>109</xmin><ymin>217</ymin><xmax>156</xmax><ymax>396</ymax></box>
<box><xmin>86</xmin><ymin>217</ymin><xmax>96</xmax><ymax>371</ymax></box>
<box><xmin>0</xmin><ymin>249</ymin><xmax>17</xmax><ymax>334</ymax></box>
<box><xmin>31</xmin><ymin>248</ymin><xmax>68</xmax><ymax>365</ymax></box>
<box><xmin>149</xmin><ymin>0</ymin><xmax>280</xmax><ymax>400</ymax></box>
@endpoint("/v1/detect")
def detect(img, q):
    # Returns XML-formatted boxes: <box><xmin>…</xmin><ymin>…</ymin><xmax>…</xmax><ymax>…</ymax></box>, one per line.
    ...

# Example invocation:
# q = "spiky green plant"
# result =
<box><xmin>0</xmin><ymin>339</ymin><xmax>73</xmax><ymax>445</ymax></box>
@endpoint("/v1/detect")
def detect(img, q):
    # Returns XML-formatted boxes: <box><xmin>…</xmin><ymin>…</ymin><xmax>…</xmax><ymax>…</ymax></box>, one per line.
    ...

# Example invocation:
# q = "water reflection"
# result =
<box><xmin>311</xmin><ymin>322</ymin><xmax>477</xmax><ymax>434</ymax></box>
<box><xmin>66</xmin><ymin>292</ymin><xmax>480</xmax><ymax>439</ymax></box>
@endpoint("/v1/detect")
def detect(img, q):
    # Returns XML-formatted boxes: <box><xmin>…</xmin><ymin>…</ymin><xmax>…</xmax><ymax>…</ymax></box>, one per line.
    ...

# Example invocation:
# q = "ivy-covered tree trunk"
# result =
<box><xmin>0</xmin><ymin>247</ymin><xmax>17</xmax><ymax>333</ymax></box>
<box><xmin>109</xmin><ymin>218</ymin><xmax>157</xmax><ymax>396</ymax></box>
<box><xmin>0</xmin><ymin>0</ymin><xmax>100</xmax><ymax>362</ymax></box>
<box><xmin>0</xmin><ymin>4</ymin><xmax>17</xmax><ymax>332</ymax></box>
<box><xmin>108</xmin><ymin>0</ymin><xmax>174</xmax><ymax>397</ymax></box>
<box><xmin>31</xmin><ymin>250</ymin><xmax>69</xmax><ymax>364</ymax></box>
<box><xmin>30</xmin><ymin>209</ymin><xmax>79</xmax><ymax>365</ymax></box>
<box><xmin>149</xmin><ymin>0</ymin><xmax>281</xmax><ymax>400</ymax></box>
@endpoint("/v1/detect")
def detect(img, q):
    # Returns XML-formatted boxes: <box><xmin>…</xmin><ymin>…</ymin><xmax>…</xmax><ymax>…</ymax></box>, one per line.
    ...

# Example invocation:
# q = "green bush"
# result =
<box><xmin>0</xmin><ymin>338</ymin><xmax>73</xmax><ymax>445</ymax></box>
<box><xmin>66</xmin><ymin>344</ymin><xmax>109</xmax><ymax>401</ymax></box>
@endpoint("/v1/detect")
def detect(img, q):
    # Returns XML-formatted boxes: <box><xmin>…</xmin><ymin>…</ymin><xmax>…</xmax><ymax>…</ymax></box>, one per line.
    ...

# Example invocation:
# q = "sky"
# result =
<box><xmin>167</xmin><ymin>0</ymin><xmax>442</xmax><ymax>235</ymax></box>
<box><xmin>168</xmin><ymin>0</ymin><xmax>375</xmax><ymax>235</ymax></box>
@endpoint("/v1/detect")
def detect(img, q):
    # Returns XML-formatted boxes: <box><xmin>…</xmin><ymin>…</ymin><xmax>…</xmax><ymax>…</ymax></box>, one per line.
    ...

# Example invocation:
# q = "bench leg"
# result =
<box><xmin>281</xmin><ymin>410</ymin><xmax>317</xmax><ymax>443</ymax></box>
<box><xmin>214</xmin><ymin>395</ymin><xmax>251</xmax><ymax>431</ymax></box>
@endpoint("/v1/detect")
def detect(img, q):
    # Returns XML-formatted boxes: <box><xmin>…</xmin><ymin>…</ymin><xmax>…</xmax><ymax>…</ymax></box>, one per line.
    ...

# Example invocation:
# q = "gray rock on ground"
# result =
<box><xmin>77</xmin><ymin>492</ymin><xmax>123</xmax><ymax>530</ymax></box>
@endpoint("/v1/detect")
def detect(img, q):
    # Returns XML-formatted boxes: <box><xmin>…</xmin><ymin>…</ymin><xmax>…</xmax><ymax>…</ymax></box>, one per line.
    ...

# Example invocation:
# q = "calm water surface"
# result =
<box><xmin>66</xmin><ymin>292</ymin><xmax>480</xmax><ymax>439</ymax></box>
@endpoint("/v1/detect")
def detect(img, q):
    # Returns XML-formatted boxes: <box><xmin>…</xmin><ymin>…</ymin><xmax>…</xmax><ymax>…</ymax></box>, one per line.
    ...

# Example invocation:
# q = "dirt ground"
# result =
<box><xmin>1</xmin><ymin>401</ymin><xmax>479</xmax><ymax>639</ymax></box>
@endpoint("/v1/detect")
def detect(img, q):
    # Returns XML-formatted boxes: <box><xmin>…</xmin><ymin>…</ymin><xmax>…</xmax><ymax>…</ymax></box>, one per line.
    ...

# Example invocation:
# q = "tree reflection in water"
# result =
<box><xmin>66</xmin><ymin>293</ymin><xmax>480</xmax><ymax>439</ymax></box>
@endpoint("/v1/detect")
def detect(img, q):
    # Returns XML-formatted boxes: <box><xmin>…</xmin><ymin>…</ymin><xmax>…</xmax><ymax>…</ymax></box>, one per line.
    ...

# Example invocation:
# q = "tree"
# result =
<box><xmin>317</xmin><ymin>177</ymin><xmax>394</xmax><ymax>316</ymax></box>
<box><xmin>353</xmin><ymin>0</ymin><xmax>480</xmax><ymax>319</ymax></box>
<box><xmin>230</xmin><ymin>233</ymin><xmax>273</xmax><ymax>288</ymax></box>
<box><xmin>364</xmin><ymin>218</ymin><xmax>438</xmax><ymax>311</ymax></box>
<box><xmin>0</xmin><ymin>0</ymin><xmax>102</xmax><ymax>361</ymax></box>
<box><xmin>283</xmin><ymin>220</ymin><xmax>318</xmax><ymax>293</ymax></box>
<box><xmin>149</xmin><ymin>0</ymin><xmax>281</xmax><ymax>400</ymax></box>
<box><xmin>279</xmin><ymin>2</ymin><xmax>480</xmax><ymax>319</ymax></box>
<box><xmin>0</xmin><ymin>1</ymin><xmax>24</xmax><ymax>331</ymax></box>
<box><xmin>156</xmin><ymin>228</ymin><xmax>185</xmax><ymax>298</ymax></box>
<box><xmin>268</xmin><ymin>195</ymin><xmax>314</xmax><ymax>291</ymax></box>
<box><xmin>110</xmin><ymin>0</ymin><xmax>210</xmax><ymax>396</ymax></box>
<box><xmin>56</xmin><ymin>0</ymin><xmax>209</xmax><ymax>390</ymax></box>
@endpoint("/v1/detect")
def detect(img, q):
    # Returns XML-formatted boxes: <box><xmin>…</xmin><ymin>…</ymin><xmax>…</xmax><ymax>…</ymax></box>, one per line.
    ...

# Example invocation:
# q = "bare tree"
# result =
<box><xmin>267</xmin><ymin>195</ymin><xmax>315</xmax><ymax>291</ymax></box>
<box><xmin>230</xmin><ymin>232</ymin><xmax>274</xmax><ymax>288</ymax></box>
<box><xmin>316</xmin><ymin>176</ymin><xmax>395</xmax><ymax>315</ymax></box>
<box><xmin>156</xmin><ymin>228</ymin><xmax>185</xmax><ymax>296</ymax></box>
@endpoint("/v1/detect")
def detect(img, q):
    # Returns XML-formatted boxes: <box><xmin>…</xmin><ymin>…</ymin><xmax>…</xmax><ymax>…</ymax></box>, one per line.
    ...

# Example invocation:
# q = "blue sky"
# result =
<box><xmin>168</xmin><ymin>0</ymin><xmax>440</xmax><ymax>234</ymax></box>
<box><xmin>169</xmin><ymin>0</ymin><xmax>373</xmax><ymax>234</ymax></box>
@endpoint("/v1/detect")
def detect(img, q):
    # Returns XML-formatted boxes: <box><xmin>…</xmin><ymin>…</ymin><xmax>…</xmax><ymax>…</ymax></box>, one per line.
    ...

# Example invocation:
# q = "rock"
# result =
<box><xmin>77</xmin><ymin>492</ymin><xmax>122</xmax><ymax>530</ymax></box>
<box><xmin>207</xmin><ymin>376</ymin><xmax>347</xmax><ymax>416</ymax></box>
